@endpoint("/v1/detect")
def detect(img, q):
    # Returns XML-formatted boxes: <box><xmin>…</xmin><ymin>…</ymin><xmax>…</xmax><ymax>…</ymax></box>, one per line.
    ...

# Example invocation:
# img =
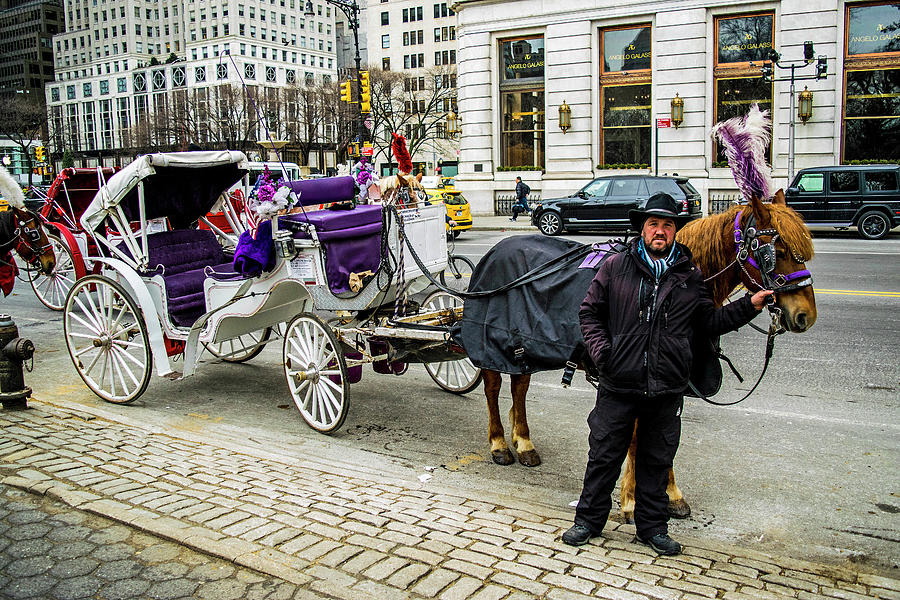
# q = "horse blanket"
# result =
<box><xmin>452</xmin><ymin>234</ymin><xmax>723</xmax><ymax>397</ymax></box>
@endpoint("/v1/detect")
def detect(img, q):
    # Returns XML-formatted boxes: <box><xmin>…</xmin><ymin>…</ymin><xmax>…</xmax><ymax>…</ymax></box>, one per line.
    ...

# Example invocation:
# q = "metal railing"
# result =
<box><xmin>708</xmin><ymin>193</ymin><xmax>743</xmax><ymax>215</ymax></box>
<box><xmin>495</xmin><ymin>192</ymin><xmax>541</xmax><ymax>216</ymax></box>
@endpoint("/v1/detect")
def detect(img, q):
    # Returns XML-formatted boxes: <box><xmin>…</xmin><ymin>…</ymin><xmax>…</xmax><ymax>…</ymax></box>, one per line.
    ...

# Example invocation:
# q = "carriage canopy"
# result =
<box><xmin>81</xmin><ymin>151</ymin><xmax>248</xmax><ymax>233</ymax></box>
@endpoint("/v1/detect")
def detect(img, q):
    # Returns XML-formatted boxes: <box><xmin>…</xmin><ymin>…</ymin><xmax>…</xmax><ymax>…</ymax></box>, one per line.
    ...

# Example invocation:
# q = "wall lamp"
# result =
<box><xmin>446</xmin><ymin>110</ymin><xmax>460</xmax><ymax>137</ymax></box>
<box><xmin>798</xmin><ymin>86</ymin><xmax>813</xmax><ymax>123</ymax></box>
<box><xmin>670</xmin><ymin>93</ymin><xmax>684</xmax><ymax>128</ymax></box>
<box><xmin>558</xmin><ymin>100</ymin><xmax>571</xmax><ymax>133</ymax></box>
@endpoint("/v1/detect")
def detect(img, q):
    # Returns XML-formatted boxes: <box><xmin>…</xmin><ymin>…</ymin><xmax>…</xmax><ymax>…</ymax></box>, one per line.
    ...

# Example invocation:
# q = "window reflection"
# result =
<box><xmin>844</xmin><ymin>69</ymin><xmax>900</xmax><ymax>161</ymax></box>
<box><xmin>501</xmin><ymin>37</ymin><xmax>544</xmax><ymax>81</ymax></box>
<box><xmin>716</xmin><ymin>14</ymin><xmax>774</xmax><ymax>64</ymax></box>
<box><xmin>714</xmin><ymin>76</ymin><xmax>773</xmax><ymax>162</ymax></box>
<box><xmin>848</xmin><ymin>3</ymin><xmax>900</xmax><ymax>55</ymax></box>
<box><xmin>603</xmin><ymin>27</ymin><xmax>651</xmax><ymax>72</ymax></box>
<box><xmin>501</xmin><ymin>91</ymin><xmax>545</xmax><ymax>168</ymax></box>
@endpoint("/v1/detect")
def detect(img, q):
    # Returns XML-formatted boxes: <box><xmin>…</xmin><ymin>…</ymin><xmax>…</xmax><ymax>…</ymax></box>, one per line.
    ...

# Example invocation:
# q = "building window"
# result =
<box><xmin>67</xmin><ymin>85</ymin><xmax>76</xmax><ymax>100</ymax></box>
<box><xmin>133</xmin><ymin>73</ymin><xmax>146</xmax><ymax>93</ymax></box>
<box><xmin>383</xmin><ymin>57</ymin><xmax>391</xmax><ymax>71</ymax></box>
<box><xmin>51</xmin><ymin>88</ymin><xmax>60</xmax><ymax>102</ymax></box>
<box><xmin>99</xmin><ymin>80</ymin><xmax>109</xmax><ymax>95</ymax></box>
<box><xmin>172</xmin><ymin>66</ymin><xmax>186</xmax><ymax>87</ymax></box>
<box><xmin>382</xmin><ymin>34</ymin><xmax>390</xmax><ymax>49</ymax></box>
<box><xmin>266</xmin><ymin>66</ymin><xmax>276</xmax><ymax>82</ymax></box>
<box><xmin>83</xmin><ymin>82</ymin><xmax>92</xmax><ymax>97</ymax></box>
<box><xmin>843</xmin><ymin>2</ymin><xmax>900</xmax><ymax>162</ymax></box>
<box><xmin>714</xmin><ymin>13</ymin><xmax>774</xmax><ymax>164</ymax></box>
<box><xmin>152</xmin><ymin>69</ymin><xmax>166</xmax><ymax>91</ymax></box>
<box><xmin>245</xmin><ymin>63</ymin><xmax>256</xmax><ymax>79</ymax></box>
<box><xmin>381</xmin><ymin>11</ymin><xmax>389</xmax><ymax>26</ymax></box>
<box><xmin>286</xmin><ymin>69</ymin><xmax>296</xmax><ymax>84</ymax></box>
<box><xmin>195</xmin><ymin>66</ymin><xmax>206</xmax><ymax>83</ymax></box>
<box><xmin>500</xmin><ymin>36</ymin><xmax>545</xmax><ymax>169</ymax></box>
<box><xmin>599</xmin><ymin>25</ymin><xmax>652</xmax><ymax>168</ymax></box>
<box><xmin>218</xmin><ymin>64</ymin><xmax>228</xmax><ymax>80</ymax></box>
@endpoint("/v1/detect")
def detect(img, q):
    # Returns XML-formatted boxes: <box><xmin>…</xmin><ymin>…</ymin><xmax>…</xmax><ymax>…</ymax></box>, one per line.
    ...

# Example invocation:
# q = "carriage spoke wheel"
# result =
<box><xmin>63</xmin><ymin>275</ymin><xmax>151</xmax><ymax>404</ymax></box>
<box><xmin>204</xmin><ymin>327</ymin><xmax>272</xmax><ymax>363</ymax></box>
<box><xmin>422</xmin><ymin>291</ymin><xmax>482</xmax><ymax>394</ymax></box>
<box><xmin>283</xmin><ymin>313</ymin><xmax>349</xmax><ymax>433</ymax></box>
<box><xmin>29</xmin><ymin>234</ymin><xmax>77</xmax><ymax>311</ymax></box>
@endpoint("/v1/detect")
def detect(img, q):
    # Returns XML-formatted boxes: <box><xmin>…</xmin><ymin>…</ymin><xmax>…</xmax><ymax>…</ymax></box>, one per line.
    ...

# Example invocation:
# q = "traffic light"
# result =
<box><xmin>760</xmin><ymin>62</ymin><xmax>773</xmax><ymax>84</ymax></box>
<box><xmin>816</xmin><ymin>56</ymin><xmax>827</xmax><ymax>80</ymax></box>
<box><xmin>34</xmin><ymin>146</ymin><xmax>45</xmax><ymax>162</ymax></box>
<box><xmin>359</xmin><ymin>70</ymin><xmax>371</xmax><ymax>113</ymax></box>
<box><xmin>340</xmin><ymin>80</ymin><xmax>352</xmax><ymax>103</ymax></box>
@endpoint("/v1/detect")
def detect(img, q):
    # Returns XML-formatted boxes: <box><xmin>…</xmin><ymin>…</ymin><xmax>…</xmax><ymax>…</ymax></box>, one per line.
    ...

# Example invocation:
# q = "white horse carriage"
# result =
<box><xmin>62</xmin><ymin>151</ymin><xmax>480</xmax><ymax>432</ymax></box>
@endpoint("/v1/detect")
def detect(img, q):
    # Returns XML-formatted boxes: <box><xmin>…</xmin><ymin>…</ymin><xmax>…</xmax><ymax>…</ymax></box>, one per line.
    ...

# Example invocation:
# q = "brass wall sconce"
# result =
<box><xmin>798</xmin><ymin>86</ymin><xmax>813</xmax><ymax>123</ymax></box>
<box><xmin>446</xmin><ymin>110</ymin><xmax>460</xmax><ymax>137</ymax></box>
<box><xmin>670</xmin><ymin>93</ymin><xmax>684</xmax><ymax>128</ymax></box>
<box><xmin>558</xmin><ymin>100</ymin><xmax>571</xmax><ymax>133</ymax></box>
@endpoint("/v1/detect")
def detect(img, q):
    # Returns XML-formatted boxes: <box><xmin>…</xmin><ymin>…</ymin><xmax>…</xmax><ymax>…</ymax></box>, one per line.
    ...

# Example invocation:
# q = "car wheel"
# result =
<box><xmin>857</xmin><ymin>210</ymin><xmax>891</xmax><ymax>240</ymax></box>
<box><xmin>537</xmin><ymin>211</ymin><xmax>563</xmax><ymax>236</ymax></box>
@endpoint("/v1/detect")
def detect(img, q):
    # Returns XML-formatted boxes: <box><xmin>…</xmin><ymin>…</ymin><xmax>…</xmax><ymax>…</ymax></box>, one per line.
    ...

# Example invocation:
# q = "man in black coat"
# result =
<box><xmin>510</xmin><ymin>176</ymin><xmax>531</xmax><ymax>221</ymax></box>
<box><xmin>561</xmin><ymin>193</ymin><xmax>773</xmax><ymax>555</ymax></box>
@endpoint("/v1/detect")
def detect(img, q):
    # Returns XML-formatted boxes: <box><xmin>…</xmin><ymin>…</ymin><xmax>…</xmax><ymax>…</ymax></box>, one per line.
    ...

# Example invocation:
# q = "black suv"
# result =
<box><xmin>531</xmin><ymin>175</ymin><xmax>702</xmax><ymax>236</ymax></box>
<box><xmin>785</xmin><ymin>165</ymin><xmax>900</xmax><ymax>240</ymax></box>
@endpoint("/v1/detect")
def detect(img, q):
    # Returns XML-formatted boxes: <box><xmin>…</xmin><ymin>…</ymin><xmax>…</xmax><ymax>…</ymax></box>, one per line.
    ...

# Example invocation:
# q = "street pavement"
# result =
<box><xmin>2</xmin><ymin>401</ymin><xmax>898</xmax><ymax>600</ymax></box>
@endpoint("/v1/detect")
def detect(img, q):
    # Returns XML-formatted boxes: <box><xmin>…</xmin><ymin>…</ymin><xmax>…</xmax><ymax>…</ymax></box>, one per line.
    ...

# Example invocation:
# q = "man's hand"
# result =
<box><xmin>750</xmin><ymin>289</ymin><xmax>775</xmax><ymax>310</ymax></box>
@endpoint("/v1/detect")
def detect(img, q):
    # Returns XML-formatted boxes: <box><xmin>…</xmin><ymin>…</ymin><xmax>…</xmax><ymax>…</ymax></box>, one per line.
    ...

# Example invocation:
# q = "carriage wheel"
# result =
<box><xmin>204</xmin><ymin>327</ymin><xmax>272</xmax><ymax>363</ymax></box>
<box><xmin>283</xmin><ymin>313</ymin><xmax>349</xmax><ymax>433</ymax></box>
<box><xmin>422</xmin><ymin>291</ymin><xmax>482</xmax><ymax>394</ymax></box>
<box><xmin>63</xmin><ymin>275</ymin><xmax>152</xmax><ymax>404</ymax></box>
<box><xmin>439</xmin><ymin>255</ymin><xmax>475</xmax><ymax>295</ymax></box>
<box><xmin>29</xmin><ymin>234</ymin><xmax>77</xmax><ymax>311</ymax></box>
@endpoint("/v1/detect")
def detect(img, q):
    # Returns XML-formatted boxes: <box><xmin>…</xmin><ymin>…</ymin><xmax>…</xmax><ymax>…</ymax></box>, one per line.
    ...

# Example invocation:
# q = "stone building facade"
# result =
<box><xmin>453</xmin><ymin>0</ymin><xmax>900</xmax><ymax>215</ymax></box>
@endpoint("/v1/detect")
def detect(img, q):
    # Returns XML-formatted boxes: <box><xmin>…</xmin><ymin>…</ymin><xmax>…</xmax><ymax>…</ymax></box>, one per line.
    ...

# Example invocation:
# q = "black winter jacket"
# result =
<box><xmin>579</xmin><ymin>239</ymin><xmax>759</xmax><ymax>397</ymax></box>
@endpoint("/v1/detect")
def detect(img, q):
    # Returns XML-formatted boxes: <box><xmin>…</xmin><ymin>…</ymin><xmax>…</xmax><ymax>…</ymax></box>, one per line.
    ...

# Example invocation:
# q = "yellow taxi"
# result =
<box><xmin>420</xmin><ymin>176</ymin><xmax>473</xmax><ymax>238</ymax></box>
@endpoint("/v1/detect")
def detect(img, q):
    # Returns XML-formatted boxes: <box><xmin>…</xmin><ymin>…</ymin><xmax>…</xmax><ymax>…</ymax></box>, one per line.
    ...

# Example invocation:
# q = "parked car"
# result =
<box><xmin>785</xmin><ymin>165</ymin><xmax>900</xmax><ymax>240</ymax></box>
<box><xmin>531</xmin><ymin>175</ymin><xmax>702</xmax><ymax>236</ymax></box>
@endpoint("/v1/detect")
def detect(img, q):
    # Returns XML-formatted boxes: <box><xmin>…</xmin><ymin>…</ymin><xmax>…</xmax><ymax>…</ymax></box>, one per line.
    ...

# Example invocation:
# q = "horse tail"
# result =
<box><xmin>0</xmin><ymin>166</ymin><xmax>25</xmax><ymax>210</ymax></box>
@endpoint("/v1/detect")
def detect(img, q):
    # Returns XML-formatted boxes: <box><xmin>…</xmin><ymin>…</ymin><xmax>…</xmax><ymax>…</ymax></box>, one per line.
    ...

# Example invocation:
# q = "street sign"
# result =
<box><xmin>361</xmin><ymin>146</ymin><xmax>373</xmax><ymax>157</ymax></box>
<box><xmin>364</xmin><ymin>116</ymin><xmax>374</xmax><ymax>131</ymax></box>
<box><xmin>656</xmin><ymin>117</ymin><xmax>672</xmax><ymax>128</ymax></box>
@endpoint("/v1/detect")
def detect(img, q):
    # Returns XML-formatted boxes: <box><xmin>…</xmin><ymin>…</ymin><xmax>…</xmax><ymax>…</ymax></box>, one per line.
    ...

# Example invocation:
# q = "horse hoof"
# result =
<box><xmin>517</xmin><ymin>449</ymin><xmax>541</xmax><ymax>467</ymax></box>
<box><xmin>667</xmin><ymin>499</ymin><xmax>691</xmax><ymax>519</ymax></box>
<box><xmin>491</xmin><ymin>449</ymin><xmax>515</xmax><ymax>465</ymax></box>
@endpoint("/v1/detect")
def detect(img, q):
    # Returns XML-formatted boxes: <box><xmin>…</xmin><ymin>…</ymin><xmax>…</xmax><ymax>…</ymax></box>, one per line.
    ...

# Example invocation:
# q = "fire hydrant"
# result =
<box><xmin>0</xmin><ymin>314</ymin><xmax>34</xmax><ymax>410</ymax></box>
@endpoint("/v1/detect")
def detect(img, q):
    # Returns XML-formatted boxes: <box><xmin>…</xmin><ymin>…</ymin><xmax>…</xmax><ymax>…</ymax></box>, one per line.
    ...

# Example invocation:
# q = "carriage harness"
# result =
<box><xmin>0</xmin><ymin>208</ymin><xmax>53</xmax><ymax>270</ymax></box>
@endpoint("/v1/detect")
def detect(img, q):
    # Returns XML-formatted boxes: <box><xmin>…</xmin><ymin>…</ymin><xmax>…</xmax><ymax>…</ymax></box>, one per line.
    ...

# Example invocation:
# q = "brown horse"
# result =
<box><xmin>482</xmin><ymin>191</ymin><xmax>817</xmax><ymax>522</ymax></box>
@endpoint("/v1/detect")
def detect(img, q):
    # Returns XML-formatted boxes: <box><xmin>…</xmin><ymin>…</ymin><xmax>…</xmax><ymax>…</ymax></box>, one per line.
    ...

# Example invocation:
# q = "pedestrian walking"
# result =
<box><xmin>510</xmin><ymin>176</ymin><xmax>531</xmax><ymax>221</ymax></box>
<box><xmin>562</xmin><ymin>193</ymin><xmax>774</xmax><ymax>555</ymax></box>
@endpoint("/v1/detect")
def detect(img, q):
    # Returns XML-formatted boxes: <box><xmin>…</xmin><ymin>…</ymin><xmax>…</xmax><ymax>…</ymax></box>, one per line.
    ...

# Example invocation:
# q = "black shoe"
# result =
<box><xmin>509</xmin><ymin>217</ymin><xmax>516</xmax><ymax>221</ymax></box>
<box><xmin>636</xmin><ymin>533</ymin><xmax>681</xmax><ymax>556</ymax></box>
<box><xmin>561</xmin><ymin>523</ymin><xmax>594</xmax><ymax>546</ymax></box>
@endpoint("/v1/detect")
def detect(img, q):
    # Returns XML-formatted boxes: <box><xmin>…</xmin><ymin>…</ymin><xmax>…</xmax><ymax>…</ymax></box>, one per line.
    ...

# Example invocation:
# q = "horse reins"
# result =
<box><xmin>690</xmin><ymin>210</ymin><xmax>814</xmax><ymax>406</ymax></box>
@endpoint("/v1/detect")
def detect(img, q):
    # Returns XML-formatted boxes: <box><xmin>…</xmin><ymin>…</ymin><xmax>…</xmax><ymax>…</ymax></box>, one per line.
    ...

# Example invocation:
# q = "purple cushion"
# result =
<box><xmin>144</xmin><ymin>229</ymin><xmax>225</xmax><ymax>275</ymax></box>
<box><xmin>281</xmin><ymin>204</ymin><xmax>383</xmax><ymax>232</ymax></box>
<box><xmin>164</xmin><ymin>261</ymin><xmax>233</xmax><ymax>327</ymax></box>
<box><xmin>284</xmin><ymin>176</ymin><xmax>355</xmax><ymax>207</ymax></box>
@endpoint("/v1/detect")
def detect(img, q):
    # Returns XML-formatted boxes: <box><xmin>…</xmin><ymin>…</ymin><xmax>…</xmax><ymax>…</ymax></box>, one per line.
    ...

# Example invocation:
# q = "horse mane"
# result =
<box><xmin>677</xmin><ymin>202</ymin><xmax>814</xmax><ymax>306</ymax></box>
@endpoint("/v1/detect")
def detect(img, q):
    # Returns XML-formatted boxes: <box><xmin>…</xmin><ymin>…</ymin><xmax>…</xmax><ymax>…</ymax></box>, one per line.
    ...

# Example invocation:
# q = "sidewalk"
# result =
<box><xmin>469</xmin><ymin>216</ymin><xmax>536</xmax><ymax>232</ymax></box>
<box><xmin>2</xmin><ymin>401</ymin><xmax>897</xmax><ymax>600</ymax></box>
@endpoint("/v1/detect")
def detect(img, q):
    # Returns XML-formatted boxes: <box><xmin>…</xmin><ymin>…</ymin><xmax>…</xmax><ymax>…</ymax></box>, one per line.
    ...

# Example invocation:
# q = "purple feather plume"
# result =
<box><xmin>711</xmin><ymin>104</ymin><xmax>774</xmax><ymax>202</ymax></box>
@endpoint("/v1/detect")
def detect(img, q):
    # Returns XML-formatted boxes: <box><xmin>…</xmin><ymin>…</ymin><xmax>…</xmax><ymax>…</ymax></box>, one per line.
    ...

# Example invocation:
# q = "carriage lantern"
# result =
<box><xmin>798</xmin><ymin>86</ymin><xmax>813</xmax><ymax>123</ymax></box>
<box><xmin>558</xmin><ymin>100</ymin><xmax>571</xmax><ymax>133</ymax></box>
<box><xmin>670</xmin><ymin>93</ymin><xmax>684</xmax><ymax>128</ymax></box>
<box><xmin>446</xmin><ymin>110</ymin><xmax>460</xmax><ymax>138</ymax></box>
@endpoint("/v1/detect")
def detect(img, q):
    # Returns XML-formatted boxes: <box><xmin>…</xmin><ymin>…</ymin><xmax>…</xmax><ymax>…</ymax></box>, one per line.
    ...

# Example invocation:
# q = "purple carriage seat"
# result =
<box><xmin>281</xmin><ymin>204</ymin><xmax>384</xmax><ymax>295</ymax></box>
<box><xmin>284</xmin><ymin>176</ymin><xmax>355</xmax><ymax>207</ymax></box>
<box><xmin>134</xmin><ymin>229</ymin><xmax>233</xmax><ymax>327</ymax></box>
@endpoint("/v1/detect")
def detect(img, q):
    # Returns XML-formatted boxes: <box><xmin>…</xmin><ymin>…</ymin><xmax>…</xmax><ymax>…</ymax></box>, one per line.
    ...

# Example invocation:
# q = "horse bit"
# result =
<box><xmin>733</xmin><ymin>211</ymin><xmax>813</xmax><ymax>334</ymax></box>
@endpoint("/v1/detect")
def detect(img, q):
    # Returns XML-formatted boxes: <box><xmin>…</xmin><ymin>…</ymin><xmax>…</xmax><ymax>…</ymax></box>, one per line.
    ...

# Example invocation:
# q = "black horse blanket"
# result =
<box><xmin>454</xmin><ymin>235</ymin><xmax>621</xmax><ymax>375</ymax></box>
<box><xmin>452</xmin><ymin>234</ymin><xmax>723</xmax><ymax>397</ymax></box>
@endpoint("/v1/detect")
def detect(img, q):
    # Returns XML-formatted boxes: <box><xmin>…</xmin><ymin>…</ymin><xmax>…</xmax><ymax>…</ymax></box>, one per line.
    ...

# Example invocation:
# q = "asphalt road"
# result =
<box><xmin>3</xmin><ymin>227</ymin><xmax>898</xmax><ymax>575</ymax></box>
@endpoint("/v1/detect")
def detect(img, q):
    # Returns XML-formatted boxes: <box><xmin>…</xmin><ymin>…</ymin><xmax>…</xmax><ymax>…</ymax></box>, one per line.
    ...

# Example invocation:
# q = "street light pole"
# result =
<box><xmin>306</xmin><ymin>0</ymin><xmax>365</xmax><ymax>146</ymax></box>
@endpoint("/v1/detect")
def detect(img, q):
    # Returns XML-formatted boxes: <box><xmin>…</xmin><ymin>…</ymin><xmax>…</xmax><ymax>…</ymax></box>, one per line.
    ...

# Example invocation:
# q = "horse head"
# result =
<box><xmin>379</xmin><ymin>173</ymin><xmax>425</xmax><ymax>208</ymax></box>
<box><xmin>742</xmin><ymin>190</ymin><xmax>817</xmax><ymax>333</ymax></box>
<box><xmin>10</xmin><ymin>207</ymin><xmax>56</xmax><ymax>276</ymax></box>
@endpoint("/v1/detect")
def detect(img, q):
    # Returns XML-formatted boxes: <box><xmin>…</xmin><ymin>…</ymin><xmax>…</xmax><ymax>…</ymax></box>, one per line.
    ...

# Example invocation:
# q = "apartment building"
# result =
<box><xmin>454</xmin><ymin>0</ymin><xmax>899</xmax><ymax>216</ymax></box>
<box><xmin>46</xmin><ymin>0</ymin><xmax>339</xmax><ymax>166</ymax></box>
<box><xmin>0</xmin><ymin>0</ymin><xmax>63</xmax><ymax>93</ymax></box>
<box><xmin>365</xmin><ymin>0</ymin><xmax>458</xmax><ymax>175</ymax></box>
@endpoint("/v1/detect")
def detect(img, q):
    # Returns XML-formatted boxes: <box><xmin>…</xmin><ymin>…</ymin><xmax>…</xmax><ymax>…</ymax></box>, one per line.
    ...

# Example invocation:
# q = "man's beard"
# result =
<box><xmin>644</xmin><ymin>236</ymin><xmax>673</xmax><ymax>259</ymax></box>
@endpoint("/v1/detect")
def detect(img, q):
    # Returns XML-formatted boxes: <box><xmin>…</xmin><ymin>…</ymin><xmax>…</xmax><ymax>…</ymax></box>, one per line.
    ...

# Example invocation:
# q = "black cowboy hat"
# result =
<box><xmin>628</xmin><ymin>193</ymin><xmax>695</xmax><ymax>231</ymax></box>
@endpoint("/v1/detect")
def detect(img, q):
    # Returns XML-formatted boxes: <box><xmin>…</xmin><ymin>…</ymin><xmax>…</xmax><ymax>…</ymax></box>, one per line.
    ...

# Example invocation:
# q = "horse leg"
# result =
<box><xmin>666</xmin><ymin>468</ymin><xmax>691</xmax><ymax>518</ymax></box>
<box><xmin>620</xmin><ymin>422</ymin><xmax>638</xmax><ymax>523</ymax></box>
<box><xmin>621</xmin><ymin>422</ymin><xmax>692</xmax><ymax>521</ymax></box>
<box><xmin>509</xmin><ymin>373</ymin><xmax>540</xmax><ymax>467</ymax></box>
<box><xmin>483</xmin><ymin>370</ymin><xmax>514</xmax><ymax>465</ymax></box>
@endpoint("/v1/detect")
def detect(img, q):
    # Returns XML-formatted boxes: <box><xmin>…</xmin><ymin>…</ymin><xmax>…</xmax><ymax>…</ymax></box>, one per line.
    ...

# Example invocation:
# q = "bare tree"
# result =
<box><xmin>367</xmin><ymin>66</ymin><xmax>457</xmax><ymax>168</ymax></box>
<box><xmin>0</xmin><ymin>92</ymin><xmax>46</xmax><ymax>185</ymax></box>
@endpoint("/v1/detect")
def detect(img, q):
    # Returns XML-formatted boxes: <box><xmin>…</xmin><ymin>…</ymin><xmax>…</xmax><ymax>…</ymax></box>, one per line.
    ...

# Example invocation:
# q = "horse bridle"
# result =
<box><xmin>734</xmin><ymin>211</ymin><xmax>813</xmax><ymax>298</ymax></box>
<box><xmin>0</xmin><ymin>208</ymin><xmax>53</xmax><ymax>265</ymax></box>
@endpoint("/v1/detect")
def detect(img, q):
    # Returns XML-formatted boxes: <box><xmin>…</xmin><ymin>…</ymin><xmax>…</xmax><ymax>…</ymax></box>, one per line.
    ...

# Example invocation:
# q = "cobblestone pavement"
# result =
<box><xmin>0</xmin><ymin>484</ymin><xmax>303</xmax><ymax>600</ymax></box>
<box><xmin>1</xmin><ymin>402</ymin><xmax>898</xmax><ymax>600</ymax></box>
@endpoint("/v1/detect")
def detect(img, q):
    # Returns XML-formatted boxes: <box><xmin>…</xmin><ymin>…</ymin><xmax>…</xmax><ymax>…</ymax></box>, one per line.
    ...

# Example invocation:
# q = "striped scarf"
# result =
<box><xmin>637</xmin><ymin>238</ymin><xmax>680</xmax><ymax>281</ymax></box>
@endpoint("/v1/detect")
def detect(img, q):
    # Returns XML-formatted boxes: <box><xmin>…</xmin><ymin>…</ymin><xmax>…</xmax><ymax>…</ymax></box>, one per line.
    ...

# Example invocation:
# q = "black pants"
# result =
<box><xmin>574</xmin><ymin>388</ymin><xmax>682</xmax><ymax>539</ymax></box>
